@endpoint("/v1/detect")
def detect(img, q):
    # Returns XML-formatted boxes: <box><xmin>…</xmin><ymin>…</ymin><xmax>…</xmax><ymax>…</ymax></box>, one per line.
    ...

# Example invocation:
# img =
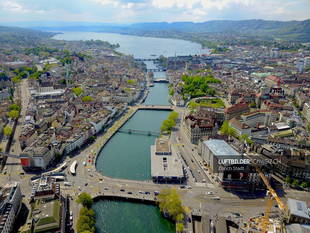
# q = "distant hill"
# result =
<box><xmin>0</xmin><ymin>26</ymin><xmax>55</xmax><ymax>48</ymax></box>
<box><xmin>33</xmin><ymin>19</ymin><xmax>310</xmax><ymax>42</ymax></box>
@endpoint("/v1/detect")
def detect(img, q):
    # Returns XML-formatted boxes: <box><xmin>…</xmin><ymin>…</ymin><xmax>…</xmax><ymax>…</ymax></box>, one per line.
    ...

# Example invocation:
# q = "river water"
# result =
<box><xmin>54</xmin><ymin>32</ymin><xmax>205</xmax><ymax>233</ymax></box>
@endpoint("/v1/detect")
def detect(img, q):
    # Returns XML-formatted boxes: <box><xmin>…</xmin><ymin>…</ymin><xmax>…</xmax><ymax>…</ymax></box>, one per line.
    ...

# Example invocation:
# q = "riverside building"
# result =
<box><xmin>151</xmin><ymin>137</ymin><xmax>185</xmax><ymax>183</ymax></box>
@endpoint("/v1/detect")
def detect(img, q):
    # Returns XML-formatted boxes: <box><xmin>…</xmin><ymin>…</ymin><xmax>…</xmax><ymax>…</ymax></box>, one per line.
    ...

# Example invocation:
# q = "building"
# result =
<box><xmin>20</xmin><ymin>146</ymin><xmax>54</xmax><ymax>170</ymax></box>
<box><xmin>21</xmin><ymin>176</ymin><xmax>66</xmax><ymax>233</ymax></box>
<box><xmin>287</xmin><ymin>198</ymin><xmax>310</xmax><ymax>224</ymax></box>
<box><xmin>0</xmin><ymin>183</ymin><xmax>22</xmax><ymax>233</ymax></box>
<box><xmin>224</xmin><ymin>102</ymin><xmax>250</xmax><ymax>120</ymax></box>
<box><xmin>229</xmin><ymin>118</ymin><xmax>251</xmax><ymax>136</ymax></box>
<box><xmin>240</xmin><ymin>110</ymin><xmax>276</xmax><ymax>128</ymax></box>
<box><xmin>184</xmin><ymin>112</ymin><xmax>217</xmax><ymax>144</ymax></box>
<box><xmin>265</xmin><ymin>75</ymin><xmax>281</xmax><ymax>88</ymax></box>
<box><xmin>303</xmin><ymin>102</ymin><xmax>310</xmax><ymax>122</ymax></box>
<box><xmin>151</xmin><ymin>137</ymin><xmax>185</xmax><ymax>183</ymax></box>
<box><xmin>200</xmin><ymin>139</ymin><xmax>258</xmax><ymax>191</ymax></box>
<box><xmin>200</xmin><ymin>139</ymin><xmax>240</xmax><ymax>173</ymax></box>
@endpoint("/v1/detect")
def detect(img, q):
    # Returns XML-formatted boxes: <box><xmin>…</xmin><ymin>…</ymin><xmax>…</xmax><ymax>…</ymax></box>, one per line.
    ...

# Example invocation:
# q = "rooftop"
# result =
<box><xmin>203</xmin><ymin>139</ymin><xmax>240</xmax><ymax>157</ymax></box>
<box><xmin>155</xmin><ymin>137</ymin><xmax>170</xmax><ymax>154</ymax></box>
<box><xmin>151</xmin><ymin>143</ymin><xmax>184</xmax><ymax>178</ymax></box>
<box><xmin>287</xmin><ymin>198</ymin><xmax>310</xmax><ymax>220</ymax></box>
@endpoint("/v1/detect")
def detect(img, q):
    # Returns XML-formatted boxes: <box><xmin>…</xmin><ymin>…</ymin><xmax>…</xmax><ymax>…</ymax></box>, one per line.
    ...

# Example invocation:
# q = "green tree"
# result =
<box><xmin>76</xmin><ymin>193</ymin><xmax>93</xmax><ymax>208</ymax></box>
<box><xmin>11</xmin><ymin>76</ymin><xmax>21</xmax><ymax>84</ymax></box>
<box><xmin>127</xmin><ymin>79</ymin><xmax>137</xmax><ymax>85</ymax></box>
<box><xmin>157</xmin><ymin>188</ymin><xmax>185</xmax><ymax>220</ymax></box>
<box><xmin>8</xmin><ymin>104</ymin><xmax>21</xmax><ymax>112</ymax></box>
<box><xmin>300</xmin><ymin>181</ymin><xmax>308</xmax><ymax>188</ymax></box>
<box><xmin>220</xmin><ymin>121</ymin><xmax>238</xmax><ymax>138</ymax></box>
<box><xmin>168</xmin><ymin>111</ymin><xmax>179</xmax><ymax>121</ymax></box>
<box><xmin>239</xmin><ymin>134</ymin><xmax>253</xmax><ymax>145</ymax></box>
<box><xmin>72</xmin><ymin>87</ymin><xmax>84</xmax><ymax>97</ymax></box>
<box><xmin>176</xmin><ymin>223</ymin><xmax>184</xmax><ymax>233</ymax></box>
<box><xmin>8</xmin><ymin>110</ymin><xmax>20</xmax><ymax>119</ymax></box>
<box><xmin>292</xmin><ymin>179</ymin><xmax>299</xmax><ymax>187</ymax></box>
<box><xmin>3</xmin><ymin>126</ymin><xmax>12</xmax><ymax>136</ymax></box>
<box><xmin>285</xmin><ymin>176</ymin><xmax>292</xmax><ymax>184</ymax></box>
<box><xmin>82</xmin><ymin>96</ymin><xmax>94</xmax><ymax>102</ymax></box>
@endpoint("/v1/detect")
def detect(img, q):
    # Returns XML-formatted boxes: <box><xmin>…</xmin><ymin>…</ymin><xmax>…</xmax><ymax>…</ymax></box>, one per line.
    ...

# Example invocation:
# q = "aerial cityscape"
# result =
<box><xmin>0</xmin><ymin>0</ymin><xmax>310</xmax><ymax>233</ymax></box>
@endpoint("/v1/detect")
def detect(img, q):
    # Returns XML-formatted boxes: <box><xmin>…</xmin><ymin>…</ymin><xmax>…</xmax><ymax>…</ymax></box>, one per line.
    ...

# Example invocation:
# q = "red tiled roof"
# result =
<box><xmin>225</xmin><ymin>102</ymin><xmax>249</xmax><ymax>114</ymax></box>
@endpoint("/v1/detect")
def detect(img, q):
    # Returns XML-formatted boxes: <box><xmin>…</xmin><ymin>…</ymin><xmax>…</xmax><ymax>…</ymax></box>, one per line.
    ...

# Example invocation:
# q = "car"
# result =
<box><xmin>206</xmin><ymin>191</ymin><xmax>213</xmax><ymax>195</ymax></box>
<box><xmin>211</xmin><ymin>196</ymin><xmax>220</xmax><ymax>200</ymax></box>
<box><xmin>85</xmin><ymin>183</ymin><xmax>88</xmax><ymax>186</ymax></box>
<box><xmin>202</xmin><ymin>179</ymin><xmax>206</xmax><ymax>183</ymax></box>
<box><xmin>120</xmin><ymin>189</ymin><xmax>125</xmax><ymax>192</ymax></box>
<box><xmin>187</xmin><ymin>186</ymin><xmax>192</xmax><ymax>189</ymax></box>
<box><xmin>138</xmin><ymin>191</ymin><xmax>143</xmax><ymax>194</ymax></box>
<box><xmin>104</xmin><ymin>187</ymin><xmax>109</xmax><ymax>190</ymax></box>
<box><xmin>127</xmin><ymin>192</ymin><xmax>132</xmax><ymax>194</ymax></box>
<box><xmin>154</xmin><ymin>191</ymin><xmax>160</xmax><ymax>195</ymax></box>
<box><xmin>64</xmin><ymin>182</ymin><xmax>72</xmax><ymax>186</ymax></box>
<box><xmin>180</xmin><ymin>185</ymin><xmax>186</xmax><ymax>189</ymax></box>
<box><xmin>145</xmin><ymin>191</ymin><xmax>150</xmax><ymax>195</ymax></box>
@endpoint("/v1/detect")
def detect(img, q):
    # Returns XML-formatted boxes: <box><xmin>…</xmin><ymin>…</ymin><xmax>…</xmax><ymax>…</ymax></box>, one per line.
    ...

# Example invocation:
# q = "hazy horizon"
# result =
<box><xmin>0</xmin><ymin>0</ymin><xmax>309</xmax><ymax>25</ymax></box>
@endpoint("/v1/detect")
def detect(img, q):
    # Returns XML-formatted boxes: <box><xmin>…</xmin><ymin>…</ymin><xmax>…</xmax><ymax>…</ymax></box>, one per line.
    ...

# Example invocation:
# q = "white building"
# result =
<box><xmin>20</xmin><ymin>147</ymin><xmax>54</xmax><ymax>170</ymax></box>
<box><xmin>151</xmin><ymin>137</ymin><xmax>185</xmax><ymax>183</ymax></box>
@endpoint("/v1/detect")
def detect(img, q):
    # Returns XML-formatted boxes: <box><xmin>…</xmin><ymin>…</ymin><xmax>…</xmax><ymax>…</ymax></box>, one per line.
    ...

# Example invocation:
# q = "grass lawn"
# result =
<box><xmin>189</xmin><ymin>98</ymin><xmax>225</xmax><ymax>109</ymax></box>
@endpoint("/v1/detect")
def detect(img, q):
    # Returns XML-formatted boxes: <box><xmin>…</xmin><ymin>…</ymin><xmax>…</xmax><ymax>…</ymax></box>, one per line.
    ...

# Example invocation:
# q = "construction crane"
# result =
<box><xmin>248</xmin><ymin>166</ymin><xmax>287</xmax><ymax>233</ymax></box>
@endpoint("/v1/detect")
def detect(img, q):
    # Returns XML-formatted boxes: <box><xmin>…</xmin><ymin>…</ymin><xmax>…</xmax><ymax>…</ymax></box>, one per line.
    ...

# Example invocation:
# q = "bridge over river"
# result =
<box><xmin>118</xmin><ymin>129</ymin><xmax>160</xmax><ymax>136</ymax></box>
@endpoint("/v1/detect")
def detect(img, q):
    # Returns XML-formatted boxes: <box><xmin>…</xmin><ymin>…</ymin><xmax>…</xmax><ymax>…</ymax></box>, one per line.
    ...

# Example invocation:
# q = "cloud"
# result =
<box><xmin>1</xmin><ymin>0</ymin><xmax>45</xmax><ymax>13</ymax></box>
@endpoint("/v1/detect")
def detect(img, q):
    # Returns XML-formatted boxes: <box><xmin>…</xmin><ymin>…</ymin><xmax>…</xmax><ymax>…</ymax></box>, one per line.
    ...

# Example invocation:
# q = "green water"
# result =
<box><xmin>96</xmin><ymin>110</ymin><xmax>170</xmax><ymax>180</ymax></box>
<box><xmin>144</xmin><ymin>83</ymin><xmax>170</xmax><ymax>106</ymax></box>
<box><xmin>93</xmin><ymin>200</ymin><xmax>175</xmax><ymax>233</ymax></box>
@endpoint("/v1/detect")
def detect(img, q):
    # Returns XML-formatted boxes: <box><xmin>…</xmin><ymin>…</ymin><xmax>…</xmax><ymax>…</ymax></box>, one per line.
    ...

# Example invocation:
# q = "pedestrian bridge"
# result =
<box><xmin>118</xmin><ymin>129</ymin><xmax>160</xmax><ymax>136</ymax></box>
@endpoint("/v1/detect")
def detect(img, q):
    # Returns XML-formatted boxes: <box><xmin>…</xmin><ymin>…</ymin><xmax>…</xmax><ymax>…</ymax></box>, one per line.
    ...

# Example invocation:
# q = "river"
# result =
<box><xmin>54</xmin><ymin>31</ymin><xmax>205</xmax><ymax>233</ymax></box>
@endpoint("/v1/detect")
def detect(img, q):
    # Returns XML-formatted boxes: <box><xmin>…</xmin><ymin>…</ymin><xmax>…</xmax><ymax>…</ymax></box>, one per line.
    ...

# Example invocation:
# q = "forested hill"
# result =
<box><xmin>127</xmin><ymin>19</ymin><xmax>310</xmax><ymax>42</ymax></box>
<box><xmin>0</xmin><ymin>26</ymin><xmax>56</xmax><ymax>48</ymax></box>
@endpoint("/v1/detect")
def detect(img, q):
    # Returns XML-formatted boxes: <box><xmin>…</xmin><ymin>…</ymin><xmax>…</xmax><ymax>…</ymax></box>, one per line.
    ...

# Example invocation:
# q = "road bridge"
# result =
<box><xmin>118</xmin><ymin>129</ymin><xmax>160</xmax><ymax>136</ymax></box>
<box><xmin>153</xmin><ymin>78</ymin><xmax>169</xmax><ymax>83</ymax></box>
<box><xmin>136</xmin><ymin>105</ymin><xmax>173</xmax><ymax>111</ymax></box>
<box><xmin>147</xmin><ymin>68</ymin><xmax>167</xmax><ymax>72</ymax></box>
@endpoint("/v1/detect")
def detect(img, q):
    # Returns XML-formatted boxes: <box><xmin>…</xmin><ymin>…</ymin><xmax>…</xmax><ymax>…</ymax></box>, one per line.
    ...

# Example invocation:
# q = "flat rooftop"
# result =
<box><xmin>155</xmin><ymin>137</ymin><xmax>170</xmax><ymax>154</ymax></box>
<box><xmin>203</xmin><ymin>139</ymin><xmax>240</xmax><ymax>157</ymax></box>
<box><xmin>151</xmin><ymin>145</ymin><xmax>184</xmax><ymax>178</ymax></box>
<box><xmin>287</xmin><ymin>198</ymin><xmax>310</xmax><ymax>220</ymax></box>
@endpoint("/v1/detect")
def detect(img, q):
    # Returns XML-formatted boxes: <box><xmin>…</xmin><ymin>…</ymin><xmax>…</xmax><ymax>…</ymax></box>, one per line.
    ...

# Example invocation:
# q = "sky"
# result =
<box><xmin>0</xmin><ymin>0</ymin><xmax>309</xmax><ymax>25</ymax></box>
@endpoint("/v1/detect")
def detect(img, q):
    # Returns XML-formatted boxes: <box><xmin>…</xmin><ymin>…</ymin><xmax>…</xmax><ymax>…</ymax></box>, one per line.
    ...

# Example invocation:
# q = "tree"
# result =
<box><xmin>239</xmin><ymin>134</ymin><xmax>253</xmax><ymax>145</ymax></box>
<box><xmin>176</xmin><ymin>223</ymin><xmax>184</xmax><ymax>233</ymax></box>
<box><xmin>157</xmin><ymin>188</ymin><xmax>185</xmax><ymax>220</ymax></box>
<box><xmin>3</xmin><ymin>126</ymin><xmax>12</xmax><ymax>136</ymax></box>
<box><xmin>168</xmin><ymin>111</ymin><xmax>179</xmax><ymax>121</ymax></box>
<box><xmin>77</xmin><ymin>193</ymin><xmax>93</xmax><ymax>208</ymax></box>
<box><xmin>72</xmin><ymin>87</ymin><xmax>84</xmax><ymax>97</ymax></box>
<box><xmin>284</xmin><ymin>176</ymin><xmax>292</xmax><ymax>184</ymax></box>
<box><xmin>220</xmin><ymin>121</ymin><xmax>238</xmax><ymax>138</ymax></box>
<box><xmin>82</xmin><ymin>96</ymin><xmax>94</xmax><ymax>102</ymax></box>
<box><xmin>8</xmin><ymin>104</ymin><xmax>21</xmax><ymax>112</ymax></box>
<box><xmin>11</xmin><ymin>76</ymin><xmax>21</xmax><ymax>84</ymax></box>
<box><xmin>300</xmin><ymin>181</ymin><xmax>308</xmax><ymax>188</ymax></box>
<box><xmin>292</xmin><ymin>179</ymin><xmax>299</xmax><ymax>187</ymax></box>
<box><xmin>8</xmin><ymin>110</ymin><xmax>20</xmax><ymax>119</ymax></box>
